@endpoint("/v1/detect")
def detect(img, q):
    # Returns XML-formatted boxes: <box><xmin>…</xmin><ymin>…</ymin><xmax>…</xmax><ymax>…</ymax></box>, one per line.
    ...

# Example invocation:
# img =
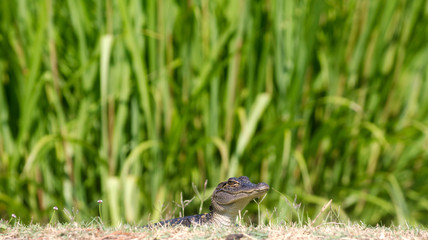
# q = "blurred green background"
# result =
<box><xmin>1</xmin><ymin>0</ymin><xmax>428</xmax><ymax>226</ymax></box>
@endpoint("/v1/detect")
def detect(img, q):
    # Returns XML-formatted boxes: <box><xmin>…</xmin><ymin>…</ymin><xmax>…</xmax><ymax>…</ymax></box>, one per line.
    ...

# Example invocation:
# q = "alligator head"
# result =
<box><xmin>210</xmin><ymin>176</ymin><xmax>269</xmax><ymax>226</ymax></box>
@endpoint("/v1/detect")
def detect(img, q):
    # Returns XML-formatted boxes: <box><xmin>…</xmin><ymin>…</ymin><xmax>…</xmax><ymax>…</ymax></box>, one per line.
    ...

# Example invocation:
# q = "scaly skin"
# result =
<box><xmin>149</xmin><ymin>176</ymin><xmax>269</xmax><ymax>227</ymax></box>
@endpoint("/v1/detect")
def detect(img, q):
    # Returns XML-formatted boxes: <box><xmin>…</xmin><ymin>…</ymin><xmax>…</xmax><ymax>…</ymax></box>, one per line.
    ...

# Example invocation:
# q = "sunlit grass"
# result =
<box><xmin>1</xmin><ymin>203</ymin><xmax>427</xmax><ymax>240</ymax></box>
<box><xmin>2</xmin><ymin>222</ymin><xmax>427</xmax><ymax>240</ymax></box>
<box><xmin>0</xmin><ymin>0</ymin><xmax>427</xmax><ymax>227</ymax></box>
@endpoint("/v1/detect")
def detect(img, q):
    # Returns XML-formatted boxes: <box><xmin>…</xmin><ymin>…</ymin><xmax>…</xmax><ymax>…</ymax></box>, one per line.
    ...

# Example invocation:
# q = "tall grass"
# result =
<box><xmin>0</xmin><ymin>0</ymin><xmax>427</xmax><ymax>226</ymax></box>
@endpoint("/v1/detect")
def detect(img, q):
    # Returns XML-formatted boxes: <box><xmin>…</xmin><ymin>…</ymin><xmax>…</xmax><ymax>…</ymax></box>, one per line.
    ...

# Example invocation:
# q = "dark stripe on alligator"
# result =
<box><xmin>151</xmin><ymin>212</ymin><xmax>213</xmax><ymax>227</ymax></box>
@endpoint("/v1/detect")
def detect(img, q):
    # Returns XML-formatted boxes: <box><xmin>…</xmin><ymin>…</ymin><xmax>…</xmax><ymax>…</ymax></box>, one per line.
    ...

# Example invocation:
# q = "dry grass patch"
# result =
<box><xmin>1</xmin><ymin>222</ymin><xmax>426</xmax><ymax>239</ymax></box>
<box><xmin>268</xmin><ymin>224</ymin><xmax>427</xmax><ymax>240</ymax></box>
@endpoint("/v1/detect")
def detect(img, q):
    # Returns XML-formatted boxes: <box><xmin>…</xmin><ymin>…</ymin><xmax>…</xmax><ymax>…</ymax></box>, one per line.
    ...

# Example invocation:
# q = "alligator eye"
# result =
<box><xmin>228</xmin><ymin>180</ymin><xmax>239</xmax><ymax>186</ymax></box>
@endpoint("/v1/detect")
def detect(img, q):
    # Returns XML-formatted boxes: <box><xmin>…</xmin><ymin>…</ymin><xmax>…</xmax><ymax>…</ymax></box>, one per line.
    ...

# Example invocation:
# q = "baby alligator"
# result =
<box><xmin>147</xmin><ymin>176</ymin><xmax>269</xmax><ymax>227</ymax></box>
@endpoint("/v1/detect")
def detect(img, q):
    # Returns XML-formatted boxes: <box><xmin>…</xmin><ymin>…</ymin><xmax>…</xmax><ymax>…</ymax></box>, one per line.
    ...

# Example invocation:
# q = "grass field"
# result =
<box><xmin>1</xmin><ymin>197</ymin><xmax>427</xmax><ymax>239</ymax></box>
<box><xmin>1</xmin><ymin>222</ymin><xmax>427</xmax><ymax>240</ymax></box>
<box><xmin>1</xmin><ymin>0</ymin><xmax>428</xmax><ymax>227</ymax></box>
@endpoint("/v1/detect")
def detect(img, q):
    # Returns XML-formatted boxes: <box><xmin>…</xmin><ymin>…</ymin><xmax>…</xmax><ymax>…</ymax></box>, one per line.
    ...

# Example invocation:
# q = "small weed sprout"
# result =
<box><xmin>49</xmin><ymin>206</ymin><xmax>58</xmax><ymax>225</ymax></box>
<box><xmin>268</xmin><ymin>207</ymin><xmax>278</xmax><ymax>226</ymax></box>
<box><xmin>63</xmin><ymin>207</ymin><xmax>79</xmax><ymax>224</ymax></box>
<box><xmin>95</xmin><ymin>200</ymin><xmax>105</xmax><ymax>228</ymax></box>
<box><xmin>237</xmin><ymin>209</ymin><xmax>248</xmax><ymax>225</ymax></box>
<box><xmin>253</xmin><ymin>192</ymin><xmax>268</xmax><ymax>226</ymax></box>
<box><xmin>271</xmin><ymin>187</ymin><xmax>305</xmax><ymax>226</ymax></box>
<box><xmin>192</xmin><ymin>179</ymin><xmax>208</xmax><ymax>214</ymax></box>
<box><xmin>310</xmin><ymin>199</ymin><xmax>332</xmax><ymax>226</ymax></box>
<box><xmin>8</xmin><ymin>214</ymin><xmax>17</xmax><ymax>226</ymax></box>
<box><xmin>97</xmin><ymin>200</ymin><xmax>103</xmax><ymax>220</ymax></box>
<box><xmin>177</xmin><ymin>192</ymin><xmax>195</xmax><ymax>218</ymax></box>
<box><xmin>153</xmin><ymin>201</ymin><xmax>170</xmax><ymax>221</ymax></box>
